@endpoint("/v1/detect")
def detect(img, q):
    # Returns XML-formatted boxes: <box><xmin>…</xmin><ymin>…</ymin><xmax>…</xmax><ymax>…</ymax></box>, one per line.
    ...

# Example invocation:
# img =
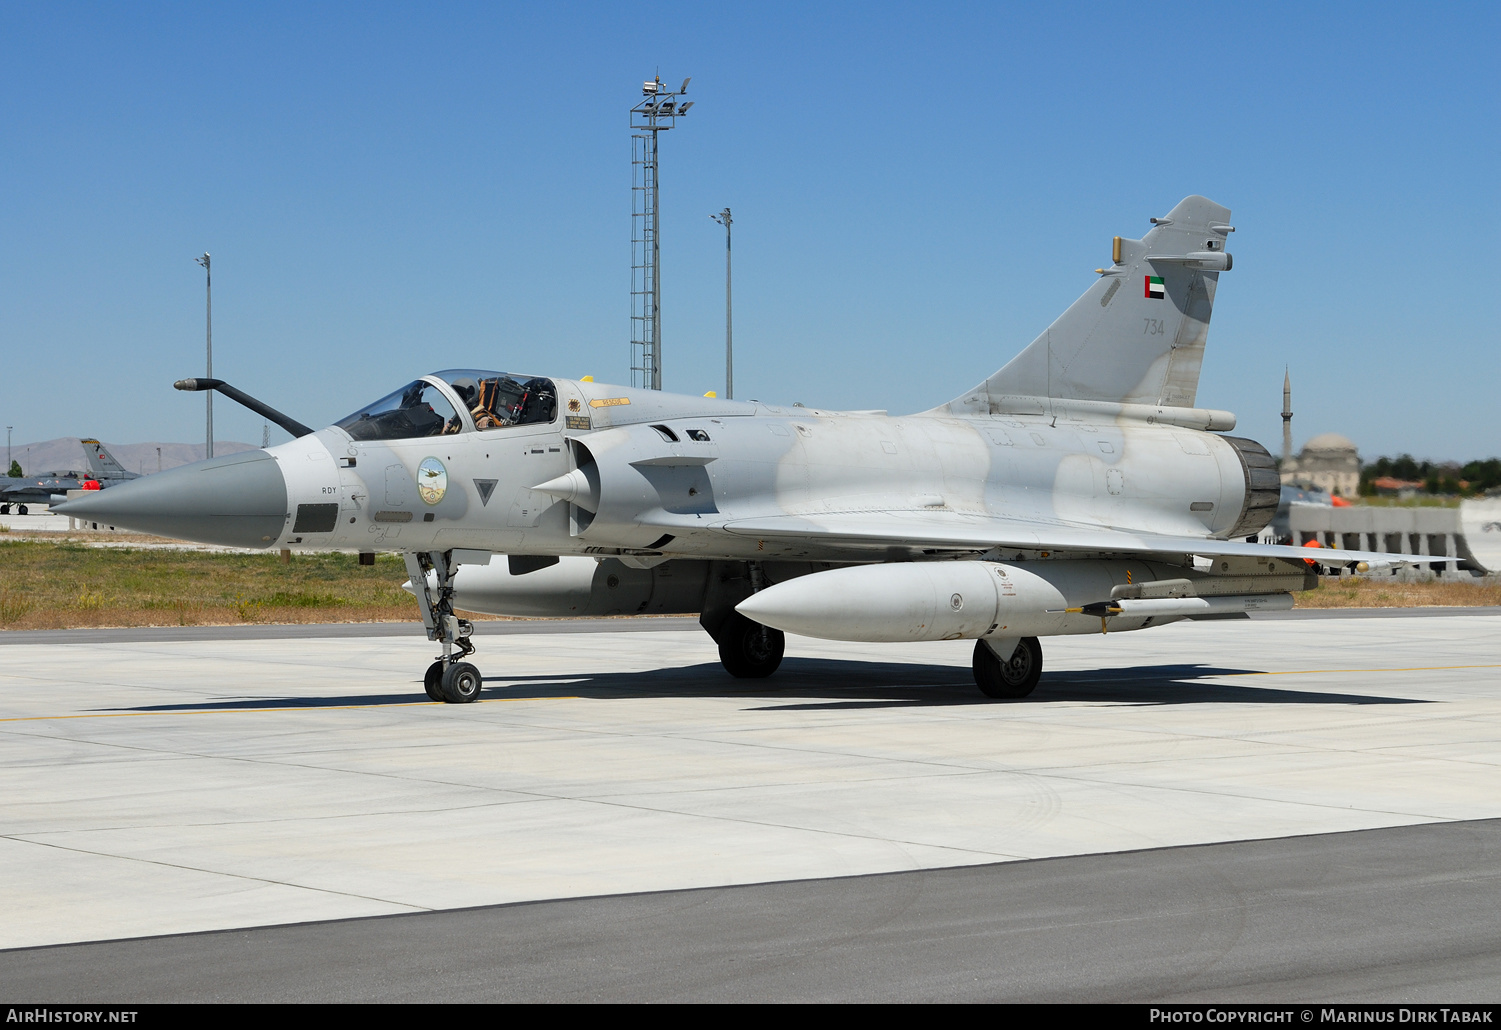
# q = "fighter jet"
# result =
<box><xmin>0</xmin><ymin>470</ymin><xmax>90</xmax><ymax>514</ymax></box>
<box><xmin>0</xmin><ymin>440</ymin><xmax>138</xmax><ymax>514</ymax></box>
<box><xmin>57</xmin><ymin>196</ymin><xmax>1447</xmax><ymax>704</ymax></box>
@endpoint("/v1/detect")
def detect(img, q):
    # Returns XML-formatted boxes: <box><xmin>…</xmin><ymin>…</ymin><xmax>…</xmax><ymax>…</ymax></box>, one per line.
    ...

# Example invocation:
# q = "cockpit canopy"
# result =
<box><xmin>439</xmin><ymin>369</ymin><xmax>557</xmax><ymax>430</ymax></box>
<box><xmin>335</xmin><ymin>371</ymin><xmax>557</xmax><ymax>441</ymax></box>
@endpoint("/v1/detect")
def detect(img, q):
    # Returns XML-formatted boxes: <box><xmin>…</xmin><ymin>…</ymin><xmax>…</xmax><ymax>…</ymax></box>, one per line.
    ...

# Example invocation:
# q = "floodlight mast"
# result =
<box><xmin>711</xmin><ymin>208</ymin><xmax>732</xmax><ymax>399</ymax></box>
<box><xmin>195</xmin><ymin>253</ymin><xmax>213</xmax><ymax>458</ymax></box>
<box><xmin>629</xmin><ymin>76</ymin><xmax>693</xmax><ymax>390</ymax></box>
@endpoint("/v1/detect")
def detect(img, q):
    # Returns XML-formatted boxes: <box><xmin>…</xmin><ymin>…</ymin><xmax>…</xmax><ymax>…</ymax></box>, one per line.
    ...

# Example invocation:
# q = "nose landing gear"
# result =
<box><xmin>405</xmin><ymin>551</ymin><xmax>482</xmax><ymax>704</ymax></box>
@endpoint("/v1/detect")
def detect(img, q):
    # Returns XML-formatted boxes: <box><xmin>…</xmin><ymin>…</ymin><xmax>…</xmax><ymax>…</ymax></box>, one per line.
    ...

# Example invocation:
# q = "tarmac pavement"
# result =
<box><xmin>1</xmin><ymin>611</ymin><xmax>1498</xmax><ymax>998</ymax></box>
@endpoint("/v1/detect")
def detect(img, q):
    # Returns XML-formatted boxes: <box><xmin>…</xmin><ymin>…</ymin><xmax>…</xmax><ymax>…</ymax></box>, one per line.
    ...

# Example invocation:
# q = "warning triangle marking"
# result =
<box><xmin>473</xmin><ymin>479</ymin><xmax>498</xmax><ymax>506</ymax></box>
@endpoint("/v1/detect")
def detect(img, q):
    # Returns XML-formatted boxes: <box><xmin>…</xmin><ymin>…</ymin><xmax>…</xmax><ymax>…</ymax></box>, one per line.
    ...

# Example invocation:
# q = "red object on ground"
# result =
<box><xmin>81</xmin><ymin>480</ymin><xmax>101</xmax><ymax>490</ymax></box>
<box><xmin>1330</xmin><ymin>495</ymin><xmax>1352</xmax><ymax>507</ymax></box>
<box><xmin>1302</xmin><ymin>538</ymin><xmax>1324</xmax><ymax>566</ymax></box>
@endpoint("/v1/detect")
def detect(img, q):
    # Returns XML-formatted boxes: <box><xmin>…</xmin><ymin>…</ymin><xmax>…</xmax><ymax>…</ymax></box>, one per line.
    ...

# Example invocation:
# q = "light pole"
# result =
<box><xmin>6</xmin><ymin>426</ymin><xmax>11</xmax><ymax>474</ymax></box>
<box><xmin>196</xmin><ymin>252</ymin><xmax>213</xmax><ymax>458</ymax></box>
<box><xmin>710</xmin><ymin>208</ymin><xmax>733</xmax><ymax>399</ymax></box>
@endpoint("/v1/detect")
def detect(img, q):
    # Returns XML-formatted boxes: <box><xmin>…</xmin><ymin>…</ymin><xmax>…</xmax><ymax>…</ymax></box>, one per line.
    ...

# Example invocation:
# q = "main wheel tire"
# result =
<box><xmin>440</xmin><ymin>661</ymin><xmax>483</xmax><ymax>703</ymax></box>
<box><xmin>423</xmin><ymin>660</ymin><xmax>446</xmax><ymax>702</ymax></box>
<box><xmin>973</xmin><ymin>637</ymin><xmax>1042</xmax><ymax>699</ymax></box>
<box><xmin>0</xmin><ymin>503</ymin><xmax>9</xmax><ymax>514</ymax></box>
<box><xmin>16</xmin><ymin>504</ymin><xmax>27</xmax><ymax>515</ymax></box>
<box><xmin>717</xmin><ymin>612</ymin><xmax>785</xmax><ymax>679</ymax></box>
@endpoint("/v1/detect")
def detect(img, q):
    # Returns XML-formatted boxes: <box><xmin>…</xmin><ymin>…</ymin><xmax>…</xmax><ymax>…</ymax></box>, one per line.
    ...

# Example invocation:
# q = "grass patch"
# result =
<box><xmin>0</xmin><ymin>590</ymin><xmax>33</xmax><ymax>625</ymax></box>
<box><xmin>0</xmin><ymin>541</ymin><xmax>421</xmax><ymax>630</ymax></box>
<box><xmin>1</xmin><ymin>538</ymin><xmax>1496</xmax><ymax>630</ymax></box>
<box><xmin>261</xmin><ymin>590</ymin><xmax>352</xmax><ymax>608</ymax></box>
<box><xmin>1296</xmin><ymin>576</ymin><xmax>1501</xmax><ymax>608</ymax></box>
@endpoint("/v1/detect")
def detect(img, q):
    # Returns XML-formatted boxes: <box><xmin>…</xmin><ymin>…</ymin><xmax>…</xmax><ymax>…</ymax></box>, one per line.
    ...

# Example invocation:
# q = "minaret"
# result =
<box><xmin>1281</xmin><ymin>367</ymin><xmax>1293</xmax><ymax>464</ymax></box>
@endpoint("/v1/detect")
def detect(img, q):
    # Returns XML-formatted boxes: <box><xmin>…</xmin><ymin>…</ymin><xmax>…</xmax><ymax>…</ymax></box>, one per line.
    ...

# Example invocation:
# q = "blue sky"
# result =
<box><xmin>1</xmin><ymin>2</ymin><xmax>1496</xmax><ymax>460</ymax></box>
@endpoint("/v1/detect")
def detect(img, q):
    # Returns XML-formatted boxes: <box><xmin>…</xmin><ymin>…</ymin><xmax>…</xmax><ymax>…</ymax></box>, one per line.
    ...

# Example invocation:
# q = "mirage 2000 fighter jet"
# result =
<box><xmin>58</xmin><ymin>196</ymin><xmax>1446</xmax><ymax>704</ymax></box>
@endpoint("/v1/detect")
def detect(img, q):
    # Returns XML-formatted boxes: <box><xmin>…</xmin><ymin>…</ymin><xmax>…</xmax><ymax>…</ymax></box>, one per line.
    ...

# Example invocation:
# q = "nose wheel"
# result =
<box><xmin>424</xmin><ymin>655</ymin><xmax>482</xmax><ymax>703</ymax></box>
<box><xmin>423</xmin><ymin>661</ymin><xmax>446</xmax><ymax>702</ymax></box>
<box><xmin>440</xmin><ymin>662</ymin><xmax>483</xmax><ymax>703</ymax></box>
<box><xmin>407</xmin><ymin>551</ymin><xmax>483</xmax><ymax>704</ymax></box>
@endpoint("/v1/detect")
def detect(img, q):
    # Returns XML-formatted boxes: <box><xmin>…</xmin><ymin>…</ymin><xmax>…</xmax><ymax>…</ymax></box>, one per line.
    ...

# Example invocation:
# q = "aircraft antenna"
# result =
<box><xmin>630</xmin><ymin>75</ymin><xmax>693</xmax><ymax>390</ymax></box>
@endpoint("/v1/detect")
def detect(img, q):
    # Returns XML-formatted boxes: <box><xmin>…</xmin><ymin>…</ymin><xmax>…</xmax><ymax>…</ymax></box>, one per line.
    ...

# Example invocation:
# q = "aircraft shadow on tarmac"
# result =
<box><xmin>105</xmin><ymin>657</ymin><xmax>1427</xmax><ymax>713</ymax></box>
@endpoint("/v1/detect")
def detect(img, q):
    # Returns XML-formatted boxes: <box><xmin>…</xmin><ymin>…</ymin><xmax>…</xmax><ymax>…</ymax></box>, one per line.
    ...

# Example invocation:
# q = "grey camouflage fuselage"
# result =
<box><xmin>56</xmin><ymin>195</ymin><xmax>1441</xmax><ymax>667</ymax></box>
<box><xmin>267</xmin><ymin>196</ymin><xmax>1273</xmax><ymax>565</ymax></box>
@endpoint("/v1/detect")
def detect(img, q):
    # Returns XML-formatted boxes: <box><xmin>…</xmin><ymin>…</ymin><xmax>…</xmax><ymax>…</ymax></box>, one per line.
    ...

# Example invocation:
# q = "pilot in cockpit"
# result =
<box><xmin>472</xmin><ymin>377</ymin><xmax>509</xmax><ymax>429</ymax></box>
<box><xmin>449</xmin><ymin>377</ymin><xmax>507</xmax><ymax>430</ymax></box>
<box><xmin>448</xmin><ymin>379</ymin><xmax>482</xmax><ymax>430</ymax></box>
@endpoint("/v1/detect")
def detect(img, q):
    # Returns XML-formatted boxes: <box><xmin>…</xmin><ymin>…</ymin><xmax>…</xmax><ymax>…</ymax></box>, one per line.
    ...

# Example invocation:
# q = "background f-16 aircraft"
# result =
<box><xmin>58</xmin><ymin>196</ymin><xmax>1450</xmax><ymax>703</ymax></box>
<box><xmin>0</xmin><ymin>439</ymin><xmax>138</xmax><ymax>513</ymax></box>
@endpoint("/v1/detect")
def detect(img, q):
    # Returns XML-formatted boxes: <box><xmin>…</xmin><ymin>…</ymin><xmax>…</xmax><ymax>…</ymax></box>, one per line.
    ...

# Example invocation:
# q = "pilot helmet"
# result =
<box><xmin>450</xmin><ymin>378</ymin><xmax>479</xmax><ymax>407</ymax></box>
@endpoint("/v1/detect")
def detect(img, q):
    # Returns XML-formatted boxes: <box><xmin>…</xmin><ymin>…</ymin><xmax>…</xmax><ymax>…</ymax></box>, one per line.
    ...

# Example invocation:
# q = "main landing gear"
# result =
<box><xmin>702</xmin><ymin>561</ymin><xmax>785</xmax><ymax>679</ymax></box>
<box><xmin>973</xmin><ymin>637</ymin><xmax>1042</xmax><ymax>699</ymax></box>
<box><xmin>404</xmin><ymin>551</ymin><xmax>481</xmax><ymax>704</ymax></box>
<box><xmin>717</xmin><ymin>611</ymin><xmax>785</xmax><ymax>678</ymax></box>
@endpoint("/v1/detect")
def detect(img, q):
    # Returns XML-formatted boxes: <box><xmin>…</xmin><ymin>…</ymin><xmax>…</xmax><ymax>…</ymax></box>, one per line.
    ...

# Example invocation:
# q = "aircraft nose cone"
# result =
<box><xmin>54</xmin><ymin>450</ymin><xmax>288</xmax><ymax>548</ymax></box>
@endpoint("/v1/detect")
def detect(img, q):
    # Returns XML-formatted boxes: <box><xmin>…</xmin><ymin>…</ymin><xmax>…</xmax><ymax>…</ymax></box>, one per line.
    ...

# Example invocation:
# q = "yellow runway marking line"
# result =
<box><xmin>0</xmin><ymin>696</ymin><xmax>581</xmax><ymax>723</ymax></box>
<box><xmin>1248</xmin><ymin>664</ymin><xmax>1501</xmax><ymax>677</ymax></box>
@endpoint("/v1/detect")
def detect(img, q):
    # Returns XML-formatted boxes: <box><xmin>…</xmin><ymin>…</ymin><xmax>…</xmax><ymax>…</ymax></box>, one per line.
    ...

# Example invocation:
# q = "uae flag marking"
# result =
<box><xmin>1145</xmin><ymin>275</ymin><xmax>1165</xmax><ymax>299</ymax></box>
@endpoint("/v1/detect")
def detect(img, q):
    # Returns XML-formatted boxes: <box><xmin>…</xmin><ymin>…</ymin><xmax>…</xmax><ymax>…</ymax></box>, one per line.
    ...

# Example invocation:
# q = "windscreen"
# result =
<box><xmin>334</xmin><ymin>380</ymin><xmax>461</xmax><ymax>441</ymax></box>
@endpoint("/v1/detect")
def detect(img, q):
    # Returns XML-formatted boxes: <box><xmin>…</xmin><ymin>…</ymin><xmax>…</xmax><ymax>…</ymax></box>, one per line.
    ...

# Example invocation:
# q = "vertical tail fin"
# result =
<box><xmin>946</xmin><ymin>196</ymin><xmax>1233</xmax><ymax>414</ymax></box>
<box><xmin>80</xmin><ymin>439</ymin><xmax>134</xmax><ymax>479</ymax></box>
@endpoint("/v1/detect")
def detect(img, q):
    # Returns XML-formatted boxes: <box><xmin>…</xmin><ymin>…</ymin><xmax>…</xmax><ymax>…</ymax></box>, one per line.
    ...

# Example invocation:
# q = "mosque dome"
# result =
<box><xmin>1303</xmin><ymin>432</ymin><xmax>1357</xmax><ymax>453</ymax></box>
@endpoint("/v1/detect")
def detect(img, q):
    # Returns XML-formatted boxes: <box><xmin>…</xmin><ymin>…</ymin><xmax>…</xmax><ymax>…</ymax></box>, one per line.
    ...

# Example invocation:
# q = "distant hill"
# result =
<box><xmin>8</xmin><ymin>438</ymin><xmax>258</xmax><ymax>477</ymax></box>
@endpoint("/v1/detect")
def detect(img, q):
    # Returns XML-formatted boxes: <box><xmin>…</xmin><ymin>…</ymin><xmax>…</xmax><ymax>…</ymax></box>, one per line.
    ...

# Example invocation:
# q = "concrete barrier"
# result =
<box><xmin>1286</xmin><ymin>501</ymin><xmax>1501</xmax><ymax>578</ymax></box>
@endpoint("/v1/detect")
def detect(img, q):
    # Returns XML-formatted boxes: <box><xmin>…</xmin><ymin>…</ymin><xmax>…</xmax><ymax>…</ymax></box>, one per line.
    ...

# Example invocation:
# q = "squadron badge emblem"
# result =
<box><xmin>417</xmin><ymin>457</ymin><xmax>448</xmax><ymax>505</ymax></box>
